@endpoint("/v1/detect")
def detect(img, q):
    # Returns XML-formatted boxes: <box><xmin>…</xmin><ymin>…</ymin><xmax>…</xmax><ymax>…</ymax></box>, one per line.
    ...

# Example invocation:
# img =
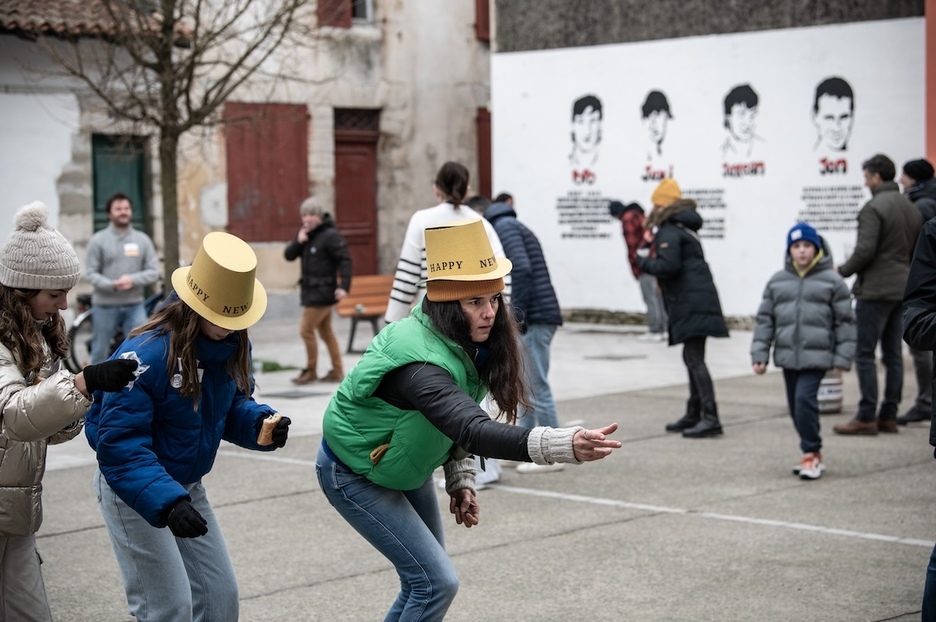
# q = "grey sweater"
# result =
<box><xmin>85</xmin><ymin>225</ymin><xmax>159</xmax><ymax>306</ymax></box>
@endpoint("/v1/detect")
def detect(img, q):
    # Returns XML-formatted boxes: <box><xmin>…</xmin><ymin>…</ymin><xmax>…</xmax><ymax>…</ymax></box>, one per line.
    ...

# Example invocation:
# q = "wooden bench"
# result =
<box><xmin>335</xmin><ymin>274</ymin><xmax>395</xmax><ymax>353</ymax></box>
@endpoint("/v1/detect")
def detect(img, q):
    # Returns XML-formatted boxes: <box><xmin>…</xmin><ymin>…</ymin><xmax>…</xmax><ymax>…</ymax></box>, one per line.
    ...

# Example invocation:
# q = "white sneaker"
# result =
<box><xmin>516</xmin><ymin>462</ymin><xmax>566</xmax><ymax>474</ymax></box>
<box><xmin>637</xmin><ymin>332</ymin><xmax>663</xmax><ymax>342</ymax></box>
<box><xmin>796</xmin><ymin>452</ymin><xmax>825</xmax><ymax>480</ymax></box>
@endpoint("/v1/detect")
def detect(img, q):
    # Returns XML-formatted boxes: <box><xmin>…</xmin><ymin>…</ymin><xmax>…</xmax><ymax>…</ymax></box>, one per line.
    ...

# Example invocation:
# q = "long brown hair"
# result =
<box><xmin>0</xmin><ymin>285</ymin><xmax>68</xmax><ymax>373</ymax></box>
<box><xmin>129</xmin><ymin>297</ymin><xmax>252</xmax><ymax>406</ymax></box>
<box><xmin>422</xmin><ymin>295</ymin><xmax>529</xmax><ymax>424</ymax></box>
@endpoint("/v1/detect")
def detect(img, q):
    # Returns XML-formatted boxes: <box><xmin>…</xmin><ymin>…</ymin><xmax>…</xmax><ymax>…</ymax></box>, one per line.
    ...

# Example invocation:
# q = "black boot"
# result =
<box><xmin>665</xmin><ymin>398</ymin><xmax>701</xmax><ymax>433</ymax></box>
<box><xmin>682</xmin><ymin>405</ymin><xmax>723</xmax><ymax>438</ymax></box>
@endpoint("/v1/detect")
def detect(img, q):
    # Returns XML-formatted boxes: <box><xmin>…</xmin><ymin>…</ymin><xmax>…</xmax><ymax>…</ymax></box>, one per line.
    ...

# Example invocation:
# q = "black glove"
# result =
<box><xmin>82</xmin><ymin>359</ymin><xmax>138</xmax><ymax>393</ymax></box>
<box><xmin>165</xmin><ymin>499</ymin><xmax>208</xmax><ymax>538</ymax></box>
<box><xmin>272</xmin><ymin>416</ymin><xmax>291</xmax><ymax>448</ymax></box>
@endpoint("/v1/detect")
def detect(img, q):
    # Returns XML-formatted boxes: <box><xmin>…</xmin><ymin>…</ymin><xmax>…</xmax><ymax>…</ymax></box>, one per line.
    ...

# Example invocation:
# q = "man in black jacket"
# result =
<box><xmin>899</xmin><ymin>159</ymin><xmax>936</xmax><ymax>425</ymax></box>
<box><xmin>284</xmin><ymin>198</ymin><xmax>352</xmax><ymax>384</ymax></box>
<box><xmin>901</xmin><ymin>215</ymin><xmax>936</xmax><ymax>617</ymax></box>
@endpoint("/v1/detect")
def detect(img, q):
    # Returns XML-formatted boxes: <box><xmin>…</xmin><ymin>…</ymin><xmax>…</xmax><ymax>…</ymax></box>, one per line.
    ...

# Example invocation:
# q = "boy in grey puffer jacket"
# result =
<box><xmin>751</xmin><ymin>222</ymin><xmax>856</xmax><ymax>480</ymax></box>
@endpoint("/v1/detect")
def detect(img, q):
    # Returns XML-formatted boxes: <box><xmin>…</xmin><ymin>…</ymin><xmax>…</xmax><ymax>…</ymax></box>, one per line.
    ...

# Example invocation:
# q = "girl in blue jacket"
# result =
<box><xmin>86</xmin><ymin>232</ymin><xmax>291</xmax><ymax>622</ymax></box>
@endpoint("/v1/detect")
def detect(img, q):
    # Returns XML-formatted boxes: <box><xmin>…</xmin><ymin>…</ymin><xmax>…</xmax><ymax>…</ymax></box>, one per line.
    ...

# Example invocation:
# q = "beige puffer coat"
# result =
<box><xmin>0</xmin><ymin>342</ymin><xmax>91</xmax><ymax>536</ymax></box>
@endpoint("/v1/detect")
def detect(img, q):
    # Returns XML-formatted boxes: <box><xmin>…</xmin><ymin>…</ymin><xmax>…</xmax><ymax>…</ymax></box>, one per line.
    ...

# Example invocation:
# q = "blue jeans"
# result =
<box><xmin>854</xmin><ymin>299</ymin><xmax>904</xmax><ymax>421</ymax></box>
<box><xmin>782</xmin><ymin>369</ymin><xmax>824</xmax><ymax>454</ymax></box>
<box><xmin>94</xmin><ymin>470</ymin><xmax>239</xmax><ymax>622</ymax></box>
<box><xmin>924</xmin><ymin>543</ymin><xmax>936</xmax><ymax>621</ymax></box>
<box><xmin>315</xmin><ymin>444</ymin><xmax>458</xmax><ymax>621</ymax></box>
<box><xmin>638</xmin><ymin>273</ymin><xmax>668</xmax><ymax>334</ymax></box>
<box><xmin>518</xmin><ymin>324</ymin><xmax>560</xmax><ymax>429</ymax></box>
<box><xmin>91</xmin><ymin>303</ymin><xmax>148</xmax><ymax>364</ymax></box>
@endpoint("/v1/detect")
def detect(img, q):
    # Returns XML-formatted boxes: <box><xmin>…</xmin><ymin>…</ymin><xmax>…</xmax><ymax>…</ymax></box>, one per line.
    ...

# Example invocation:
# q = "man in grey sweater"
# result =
<box><xmin>85</xmin><ymin>193</ymin><xmax>160</xmax><ymax>363</ymax></box>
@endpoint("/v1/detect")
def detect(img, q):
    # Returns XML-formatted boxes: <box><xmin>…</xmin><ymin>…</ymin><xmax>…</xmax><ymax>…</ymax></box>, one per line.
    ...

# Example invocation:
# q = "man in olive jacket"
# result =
<box><xmin>835</xmin><ymin>154</ymin><xmax>923</xmax><ymax>435</ymax></box>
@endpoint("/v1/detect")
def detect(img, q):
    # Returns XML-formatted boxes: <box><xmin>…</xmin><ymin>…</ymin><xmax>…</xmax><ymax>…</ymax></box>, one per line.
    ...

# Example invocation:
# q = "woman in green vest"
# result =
<box><xmin>316</xmin><ymin>218</ymin><xmax>621</xmax><ymax>621</ymax></box>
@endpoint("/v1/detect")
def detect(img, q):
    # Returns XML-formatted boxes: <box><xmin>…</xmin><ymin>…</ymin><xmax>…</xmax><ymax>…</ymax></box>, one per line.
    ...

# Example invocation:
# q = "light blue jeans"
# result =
<box><xmin>315</xmin><ymin>444</ymin><xmax>458</xmax><ymax>621</ymax></box>
<box><xmin>91</xmin><ymin>303</ymin><xmax>148</xmax><ymax>364</ymax></box>
<box><xmin>518</xmin><ymin>323</ymin><xmax>560</xmax><ymax>429</ymax></box>
<box><xmin>638</xmin><ymin>273</ymin><xmax>668</xmax><ymax>334</ymax></box>
<box><xmin>94</xmin><ymin>469</ymin><xmax>239</xmax><ymax>622</ymax></box>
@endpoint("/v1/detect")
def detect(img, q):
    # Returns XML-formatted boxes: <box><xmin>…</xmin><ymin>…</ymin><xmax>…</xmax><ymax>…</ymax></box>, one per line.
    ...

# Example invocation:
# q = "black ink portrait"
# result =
<box><xmin>641</xmin><ymin>90</ymin><xmax>671</xmax><ymax>158</ymax></box>
<box><xmin>812</xmin><ymin>76</ymin><xmax>854</xmax><ymax>152</ymax></box>
<box><xmin>569</xmin><ymin>94</ymin><xmax>602</xmax><ymax>184</ymax></box>
<box><xmin>721</xmin><ymin>83</ymin><xmax>764</xmax><ymax>159</ymax></box>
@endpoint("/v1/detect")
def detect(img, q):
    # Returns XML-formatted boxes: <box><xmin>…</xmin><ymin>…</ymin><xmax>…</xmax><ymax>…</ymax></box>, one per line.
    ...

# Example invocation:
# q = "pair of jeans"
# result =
<box><xmin>300</xmin><ymin>305</ymin><xmax>344</xmax><ymax>376</ymax></box>
<box><xmin>518</xmin><ymin>323</ymin><xmax>560</xmax><ymax>429</ymax></box>
<box><xmin>315</xmin><ymin>444</ymin><xmax>458</xmax><ymax>621</ymax></box>
<box><xmin>94</xmin><ymin>470</ymin><xmax>239</xmax><ymax>622</ymax></box>
<box><xmin>638</xmin><ymin>273</ymin><xmax>668</xmax><ymax>334</ymax></box>
<box><xmin>0</xmin><ymin>534</ymin><xmax>52</xmax><ymax>621</ymax></box>
<box><xmin>683</xmin><ymin>337</ymin><xmax>716</xmax><ymax>412</ymax></box>
<box><xmin>91</xmin><ymin>302</ymin><xmax>148</xmax><ymax>364</ymax></box>
<box><xmin>782</xmin><ymin>368</ymin><xmax>824</xmax><ymax>454</ymax></box>
<box><xmin>854</xmin><ymin>299</ymin><xmax>904</xmax><ymax>421</ymax></box>
<box><xmin>909</xmin><ymin>347</ymin><xmax>934</xmax><ymax>412</ymax></box>
<box><xmin>923</xmin><ymin>542</ymin><xmax>936</xmax><ymax>621</ymax></box>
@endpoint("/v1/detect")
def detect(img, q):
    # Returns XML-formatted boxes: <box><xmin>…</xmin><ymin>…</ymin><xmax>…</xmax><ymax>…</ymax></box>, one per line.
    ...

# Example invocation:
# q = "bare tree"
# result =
<box><xmin>23</xmin><ymin>0</ymin><xmax>317</xmax><ymax>289</ymax></box>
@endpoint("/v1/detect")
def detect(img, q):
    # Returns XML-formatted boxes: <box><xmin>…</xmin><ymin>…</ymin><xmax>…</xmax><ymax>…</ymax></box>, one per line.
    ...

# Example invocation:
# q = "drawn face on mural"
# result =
<box><xmin>726</xmin><ymin>103</ymin><xmax>757</xmax><ymax>143</ymax></box>
<box><xmin>571</xmin><ymin>105</ymin><xmax>602</xmax><ymax>156</ymax></box>
<box><xmin>641</xmin><ymin>91</ymin><xmax>672</xmax><ymax>156</ymax></box>
<box><xmin>813</xmin><ymin>94</ymin><xmax>853</xmax><ymax>151</ymax></box>
<box><xmin>645</xmin><ymin>110</ymin><xmax>669</xmax><ymax>146</ymax></box>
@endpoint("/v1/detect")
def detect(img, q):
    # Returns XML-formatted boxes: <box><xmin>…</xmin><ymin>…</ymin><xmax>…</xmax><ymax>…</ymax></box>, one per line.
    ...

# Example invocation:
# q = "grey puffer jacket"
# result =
<box><xmin>0</xmin><ymin>342</ymin><xmax>89</xmax><ymax>536</ymax></box>
<box><xmin>751</xmin><ymin>239</ymin><xmax>856</xmax><ymax>371</ymax></box>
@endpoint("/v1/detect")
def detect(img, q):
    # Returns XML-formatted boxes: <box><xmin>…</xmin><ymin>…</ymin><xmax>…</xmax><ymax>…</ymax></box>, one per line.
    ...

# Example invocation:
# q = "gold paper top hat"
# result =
<box><xmin>423</xmin><ymin>219</ymin><xmax>512</xmax><ymax>302</ymax></box>
<box><xmin>171</xmin><ymin>232</ymin><xmax>267</xmax><ymax>330</ymax></box>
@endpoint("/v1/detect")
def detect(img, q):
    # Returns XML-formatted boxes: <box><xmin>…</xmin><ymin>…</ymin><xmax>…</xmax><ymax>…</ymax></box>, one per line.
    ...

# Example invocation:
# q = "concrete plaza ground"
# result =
<box><xmin>40</xmin><ymin>311</ymin><xmax>935</xmax><ymax>621</ymax></box>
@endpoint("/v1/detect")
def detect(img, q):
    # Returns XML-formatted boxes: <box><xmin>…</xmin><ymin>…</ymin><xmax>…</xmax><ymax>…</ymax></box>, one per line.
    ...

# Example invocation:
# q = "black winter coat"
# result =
<box><xmin>902</xmin><ymin>218</ymin><xmax>936</xmax><ymax>448</ymax></box>
<box><xmin>483</xmin><ymin>202</ymin><xmax>563</xmax><ymax>328</ymax></box>
<box><xmin>284</xmin><ymin>215</ymin><xmax>352</xmax><ymax>307</ymax></box>
<box><xmin>908</xmin><ymin>178</ymin><xmax>936</xmax><ymax>223</ymax></box>
<box><xmin>636</xmin><ymin>199</ymin><xmax>729</xmax><ymax>345</ymax></box>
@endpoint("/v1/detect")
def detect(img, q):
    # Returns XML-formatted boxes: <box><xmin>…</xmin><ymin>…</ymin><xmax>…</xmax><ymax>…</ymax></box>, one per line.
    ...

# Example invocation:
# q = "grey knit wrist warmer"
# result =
<box><xmin>443</xmin><ymin>456</ymin><xmax>477</xmax><ymax>494</ymax></box>
<box><xmin>527</xmin><ymin>426</ymin><xmax>585</xmax><ymax>465</ymax></box>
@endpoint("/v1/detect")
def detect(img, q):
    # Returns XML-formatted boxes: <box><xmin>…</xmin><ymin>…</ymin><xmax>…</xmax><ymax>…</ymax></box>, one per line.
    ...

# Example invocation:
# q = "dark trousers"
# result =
<box><xmin>683</xmin><ymin>337</ymin><xmax>716</xmax><ymax>412</ymax></box>
<box><xmin>854</xmin><ymin>299</ymin><xmax>904</xmax><ymax>422</ymax></box>
<box><xmin>782</xmin><ymin>369</ymin><xmax>824</xmax><ymax>454</ymax></box>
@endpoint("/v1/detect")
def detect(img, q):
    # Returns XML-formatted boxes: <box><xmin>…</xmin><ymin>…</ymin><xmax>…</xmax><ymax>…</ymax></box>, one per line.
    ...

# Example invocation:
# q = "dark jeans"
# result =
<box><xmin>683</xmin><ymin>337</ymin><xmax>716</xmax><ymax>412</ymax></box>
<box><xmin>782</xmin><ymin>369</ymin><xmax>824</xmax><ymax>454</ymax></box>
<box><xmin>924</xmin><ymin>542</ymin><xmax>936</xmax><ymax>622</ymax></box>
<box><xmin>854</xmin><ymin>299</ymin><xmax>904</xmax><ymax>422</ymax></box>
<box><xmin>909</xmin><ymin>347</ymin><xmax>934</xmax><ymax>412</ymax></box>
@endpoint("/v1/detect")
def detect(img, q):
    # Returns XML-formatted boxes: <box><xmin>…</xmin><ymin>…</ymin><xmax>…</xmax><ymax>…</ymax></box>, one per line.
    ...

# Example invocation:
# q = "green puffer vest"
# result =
<box><xmin>322</xmin><ymin>306</ymin><xmax>488</xmax><ymax>490</ymax></box>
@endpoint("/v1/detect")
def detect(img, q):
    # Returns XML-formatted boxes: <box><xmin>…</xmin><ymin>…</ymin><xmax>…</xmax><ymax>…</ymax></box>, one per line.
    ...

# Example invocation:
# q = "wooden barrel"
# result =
<box><xmin>817</xmin><ymin>368</ymin><xmax>843</xmax><ymax>414</ymax></box>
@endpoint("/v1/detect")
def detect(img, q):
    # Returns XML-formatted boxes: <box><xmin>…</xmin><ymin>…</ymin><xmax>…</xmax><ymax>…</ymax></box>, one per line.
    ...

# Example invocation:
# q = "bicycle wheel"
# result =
<box><xmin>65</xmin><ymin>310</ymin><xmax>94</xmax><ymax>373</ymax></box>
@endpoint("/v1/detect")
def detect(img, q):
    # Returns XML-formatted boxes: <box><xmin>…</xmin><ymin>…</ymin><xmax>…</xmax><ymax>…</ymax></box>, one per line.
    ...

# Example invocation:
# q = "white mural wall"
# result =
<box><xmin>491</xmin><ymin>18</ymin><xmax>925</xmax><ymax>316</ymax></box>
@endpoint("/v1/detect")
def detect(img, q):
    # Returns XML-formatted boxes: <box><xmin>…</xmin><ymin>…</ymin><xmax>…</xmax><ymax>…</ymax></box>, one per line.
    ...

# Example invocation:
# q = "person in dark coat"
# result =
<box><xmin>898</xmin><ymin>158</ymin><xmax>936</xmax><ymax>425</ymax></box>
<box><xmin>284</xmin><ymin>198</ymin><xmax>352</xmax><ymax>385</ymax></box>
<box><xmin>484</xmin><ymin>199</ymin><xmax>566</xmax><ymax>474</ymax></box>
<box><xmin>636</xmin><ymin>197</ymin><xmax>729</xmax><ymax>438</ymax></box>
<box><xmin>834</xmin><ymin>154</ymin><xmax>922</xmax><ymax>435</ymax></box>
<box><xmin>901</xmin><ymin>216</ymin><xmax>936</xmax><ymax>619</ymax></box>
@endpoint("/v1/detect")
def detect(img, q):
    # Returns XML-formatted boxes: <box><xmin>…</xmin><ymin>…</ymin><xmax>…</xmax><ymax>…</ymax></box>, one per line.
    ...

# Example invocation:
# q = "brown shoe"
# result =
<box><xmin>291</xmin><ymin>369</ymin><xmax>317</xmax><ymax>385</ymax></box>
<box><xmin>319</xmin><ymin>370</ymin><xmax>344</xmax><ymax>382</ymax></box>
<box><xmin>877</xmin><ymin>419</ymin><xmax>899</xmax><ymax>434</ymax></box>
<box><xmin>832</xmin><ymin>418</ymin><xmax>878</xmax><ymax>436</ymax></box>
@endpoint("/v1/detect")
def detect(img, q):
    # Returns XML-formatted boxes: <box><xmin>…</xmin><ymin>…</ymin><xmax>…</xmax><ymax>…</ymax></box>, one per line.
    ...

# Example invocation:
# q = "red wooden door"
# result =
<box><xmin>334</xmin><ymin>109</ymin><xmax>380</xmax><ymax>275</ymax></box>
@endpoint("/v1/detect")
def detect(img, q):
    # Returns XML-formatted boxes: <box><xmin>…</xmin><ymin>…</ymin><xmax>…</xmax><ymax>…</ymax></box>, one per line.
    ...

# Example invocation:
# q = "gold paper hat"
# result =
<box><xmin>424</xmin><ymin>219</ymin><xmax>512</xmax><ymax>302</ymax></box>
<box><xmin>171</xmin><ymin>232</ymin><xmax>268</xmax><ymax>330</ymax></box>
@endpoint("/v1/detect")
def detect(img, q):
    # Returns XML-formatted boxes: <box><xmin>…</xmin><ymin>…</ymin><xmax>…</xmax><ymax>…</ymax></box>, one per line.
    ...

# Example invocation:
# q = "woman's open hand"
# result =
<box><xmin>573</xmin><ymin>423</ymin><xmax>622</xmax><ymax>462</ymax></box>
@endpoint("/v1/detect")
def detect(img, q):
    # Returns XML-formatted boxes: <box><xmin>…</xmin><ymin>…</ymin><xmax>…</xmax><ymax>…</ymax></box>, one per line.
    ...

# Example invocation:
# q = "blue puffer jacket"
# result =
<box><xmin>484</xmin><ymin>202</ymin><xmax>562</xmax><ymax>327</ymax></box>
<box><xmin>85</xmin><ymin>330</ymin><xmax>276</xmax><ymax>527</ymax></box>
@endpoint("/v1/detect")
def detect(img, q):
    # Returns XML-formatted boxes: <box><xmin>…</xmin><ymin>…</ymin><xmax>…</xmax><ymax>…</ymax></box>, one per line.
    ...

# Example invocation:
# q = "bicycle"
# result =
<box><xmin>64</xmin><ymin>291</ymin><xmax>165</xmax><ymax>373</ymax></box>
